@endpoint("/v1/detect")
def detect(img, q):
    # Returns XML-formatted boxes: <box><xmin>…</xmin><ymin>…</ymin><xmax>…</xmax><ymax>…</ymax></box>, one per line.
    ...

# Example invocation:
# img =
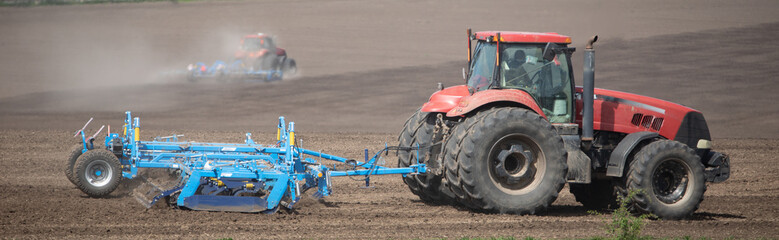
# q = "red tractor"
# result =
<box><xmin>234</xmin><ymin>33</ymin><xmax>297</xmax><ymax>75</ymax></box>
<box><xmin>186</xmin><ymin>33</ymin><xmax>297</xmax><ymax>82</ymax></box>
<box><xmin>398</xmin><ymin>30</ymin><xmax>730</xmax><ymax>219</ymax></box>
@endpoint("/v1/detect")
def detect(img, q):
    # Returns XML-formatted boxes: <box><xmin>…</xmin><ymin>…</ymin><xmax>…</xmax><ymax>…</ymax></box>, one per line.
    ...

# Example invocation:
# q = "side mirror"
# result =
<box><xmin>542</xmin><ymin>42</ymin><xmax>560</xmax><ymax>61</ymax></box>
<box><xmin>542</xmin><ymin>43</ymin><xmax>576</xmax><ymax>61</ymax></box>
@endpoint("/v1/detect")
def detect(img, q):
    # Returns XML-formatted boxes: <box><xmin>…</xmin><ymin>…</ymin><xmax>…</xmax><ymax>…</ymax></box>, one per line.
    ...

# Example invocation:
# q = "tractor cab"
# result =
<box><xmin>240</xmin><ymin>34</ymin><xmax>275</xmax><ymax>52</ymax></box>
<box><xmin>236</xmin><ymin>33</ymin><xmax>287</xmax><ymax>60</ymax></box>
<box><xmin>466</xmin><ymin>31</ymin><xmax>576</xmax><ymax>123</ymax></box>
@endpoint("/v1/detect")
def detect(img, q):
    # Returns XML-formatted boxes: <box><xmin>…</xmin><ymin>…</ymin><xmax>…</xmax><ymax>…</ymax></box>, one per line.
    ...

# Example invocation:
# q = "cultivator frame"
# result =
<box><xmin>187</xmin><ymin>60</ymin><xmax>284</xmax><ymax>82</ymax></box>
<box><xmin>72</xmin><ymin>111</ymin><xmax>426</xmax><ymax>213</ymax></box>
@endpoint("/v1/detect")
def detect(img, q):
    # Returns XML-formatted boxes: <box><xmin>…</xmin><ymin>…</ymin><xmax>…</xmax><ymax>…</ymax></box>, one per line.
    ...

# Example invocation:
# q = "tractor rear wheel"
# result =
<box><xmin>626</xmin><ymin>140</ymin><xmax>706</xmax><ymax>219</ymax></box>
<box><xmin>444</xmin><ymin>107</ymin><xmax>567</xmax><ymax>214</ymax></box>
<box><xmin>74</xmin><ymin>149</ymin><xmax>123</xmax><ymax>197</ymax></box>
<box><xmin>259</xmin><ymin>54</ymin><xmax>279</xmax><ymax>71</ymax></box>
<box><xmin>397</xmin><ymin>110</ymin><xmax>453</xmax><ymax>204</ymax></box>
<box><xmin>569</xmin><ymin>179</ymin><xmax>617</xmax><ymax>210</ymax></box>
<box><xmin>282</xmin><ymin>58</ymin><xmax>297</xmax><ymax>76</ymax></box>
<box><xmin>64</xmin><ymin>144</ymin><xmax>83</xmax><ymax>186</ymax></box>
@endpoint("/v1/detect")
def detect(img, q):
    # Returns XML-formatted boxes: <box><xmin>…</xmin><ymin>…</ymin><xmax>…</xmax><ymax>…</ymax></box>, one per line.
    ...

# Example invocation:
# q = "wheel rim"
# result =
<box><xmin>85</xmin><ymin>159</ymin><xmax>113</xmax><ymax>187</ymax></box>
<box><xmin>488</xmin><ymin>134</ymin><xmax>546</xmax><ymax>194</ymax></box>
<box><xmin>652</xmin><ymin>158</ymin><xmax>690</xmax><ymax>204</ymax></box>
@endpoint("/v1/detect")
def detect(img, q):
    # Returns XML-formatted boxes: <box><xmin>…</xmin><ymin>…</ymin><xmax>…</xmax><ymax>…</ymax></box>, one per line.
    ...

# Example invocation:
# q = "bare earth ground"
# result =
<box><xmin>0</xmin><ymin>131</ymin><xmax>777</xmax><ymax>239</ymax></box>
<box><xmin>1</xmin><ymin>0</ymin><xmax>779</xmax><ymax>239</ymax></box>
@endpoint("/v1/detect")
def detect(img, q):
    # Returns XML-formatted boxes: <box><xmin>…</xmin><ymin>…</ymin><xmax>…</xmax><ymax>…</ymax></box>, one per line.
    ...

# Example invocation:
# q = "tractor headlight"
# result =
<box><xmin>697</xmin><ymin>139</ymin><xmax>712</xmax><ymax>149</ymax></box>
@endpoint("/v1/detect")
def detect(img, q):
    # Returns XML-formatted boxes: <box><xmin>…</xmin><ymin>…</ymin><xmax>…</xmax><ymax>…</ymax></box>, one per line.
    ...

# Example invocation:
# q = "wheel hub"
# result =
<box><xmin>85</xmin><ymin>160</ymin><xmax>113</xmax><ymax>187</ymax></box>
<box><xmin>495</xmin><ymin>144</ymin><xmax>535</xmax><ymax>185</ymax></box>
<box><xmin>653</xmin><ymin>159</ymin><xmax>689</xmax><ymax>204</ymax></box>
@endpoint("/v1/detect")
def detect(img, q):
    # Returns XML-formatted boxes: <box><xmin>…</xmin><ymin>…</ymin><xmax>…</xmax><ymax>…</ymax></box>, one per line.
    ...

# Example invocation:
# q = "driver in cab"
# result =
<box><xmin>503</xmin><ymin>49</ymin><xmax>531</xmax><ymax>88</ymax></box>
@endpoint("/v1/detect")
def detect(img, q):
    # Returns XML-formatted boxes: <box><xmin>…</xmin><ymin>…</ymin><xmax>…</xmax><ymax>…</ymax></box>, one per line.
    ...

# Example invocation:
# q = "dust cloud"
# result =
<box><xmin>0</xmin><ymin>12</ymin><xmax>280</xmax><ymax>112</ymax></box>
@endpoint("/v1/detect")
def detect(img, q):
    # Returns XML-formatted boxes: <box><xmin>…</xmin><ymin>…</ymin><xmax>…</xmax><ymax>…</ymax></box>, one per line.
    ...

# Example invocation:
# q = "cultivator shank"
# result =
<box><xmin>70</xmin><ymin>112</ymin><xmax>426</xmax><ymax>213</ymax></box>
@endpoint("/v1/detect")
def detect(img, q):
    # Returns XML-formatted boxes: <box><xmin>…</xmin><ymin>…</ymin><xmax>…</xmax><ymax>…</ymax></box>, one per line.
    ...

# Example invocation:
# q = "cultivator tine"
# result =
<box><xmin>132</xmin><ymin>182</ymin><xmax>163</xmax><ymax>208</ymax></box>
<box><xmin>131</xmin><ymin>175</ymin><xmax>175</xmax><ymax>208</ymax></box>
<box><xmin>132</xmin><ymin>173</ymin><xmax>188</xmax><ymax>209</ymax></box>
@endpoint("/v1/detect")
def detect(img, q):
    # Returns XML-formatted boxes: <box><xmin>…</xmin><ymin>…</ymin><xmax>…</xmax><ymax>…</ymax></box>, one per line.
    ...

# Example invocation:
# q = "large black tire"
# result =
<box><xmin>569</xmin><ymin>179</ymin><xmax>617</xmax><ymax>210</ymax></box>
<box><xmin>442</xmin><ymin>109</ymin><xmax>491</xmax><ymax>209</ymax></box>
<box><xmin>64</xmin><ymin>144</ymin><xmax>83</xmax><ymax>186</ymax></box>
<box><xmin>626</xmin><ymin>140</ymin><xmax>706</xmax><ymax>219</ymax></box>
<box><xmin>444</xmin><ymin>107</ymin><xmax>568</xmax><ymax>214</ymax></box>
<box><xmin>259</xmin><ymin>54</ymin><xmax>279</xmax><ymax>71</ymax></box>
<box><xmin>397</xmin><ymin>110</ymin><xmax>453</xmax><ymax>204</ymax></box>
<box><xmin>282</xmin><ymin>58</ymin><xmax>297</xmax><ymax>76</ymax></box>
<box><xmin>74</xmin><ymin>149</ymin><xmax>123</xmax><ymax>197</ymax></box>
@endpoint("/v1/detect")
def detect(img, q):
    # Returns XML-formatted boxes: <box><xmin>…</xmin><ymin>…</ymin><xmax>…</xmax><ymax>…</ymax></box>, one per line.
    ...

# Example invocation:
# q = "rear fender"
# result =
<box><xmin>445</xmin><ymin>89</ymin><xmax>547</xmax><ymax>119</ymax></box>
<box><xmin>276</xmin><ymin>48</ymin><xmax>287</xmax><ymax>56</ymax></box>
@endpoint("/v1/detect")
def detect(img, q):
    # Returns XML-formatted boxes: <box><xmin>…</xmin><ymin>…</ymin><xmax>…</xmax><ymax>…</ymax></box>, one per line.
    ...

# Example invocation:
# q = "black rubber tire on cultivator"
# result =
<box><xmin>397</xmin><ymin>110</ymin><xmax>454</xmax><ymax>204</ymax></box>
<box><xmin>74</xmin><ymin>149</ymin><xmax>123</xmax><ymax>198</ymax></box>
<box><xmin>64</xmin><ymin>144</ymin><xmax>83</xmax><ymax>186</ymax></box>
<box><xmin>569</xmin><ymin>179</ymin><xmax>618</xmax><ymax>210</ymax></box>
<box><xmin>443</xmin><ymin>107</ymin><xmax>567</xmax><ymax>214</ymax></box>
<box><xmin>626</xmin><ymin>140</ymin><xmax>706</xmax><ymax>219</ymax></box>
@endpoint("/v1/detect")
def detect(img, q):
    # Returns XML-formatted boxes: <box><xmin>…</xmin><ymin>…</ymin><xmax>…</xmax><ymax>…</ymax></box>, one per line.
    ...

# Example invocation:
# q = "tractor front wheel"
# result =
<box><xmin>74</xmin><ymin>149</ymin><xmax>123</xmax><ymax>197</ymax></box>
<box><xmin>444</xmin><ymin>107</ymin><xmax>567</xmax><ymax>214</ymax></box>
<box><xmin>282</xmin><ymin>58</ymin><xmax>297</xmax><ymax>76</ymax></box>
<box><xmin>626</xmin><ymin>140</ymin><xmax>706</xmax><ymax>219</ymax></box>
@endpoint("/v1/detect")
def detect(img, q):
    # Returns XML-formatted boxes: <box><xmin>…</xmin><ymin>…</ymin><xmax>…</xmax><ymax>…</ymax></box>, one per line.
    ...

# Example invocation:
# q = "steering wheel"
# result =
<box><xmin>505</xmin><ymin>69</ymin><xmax>535</xmax><ymax>89</ymax></box>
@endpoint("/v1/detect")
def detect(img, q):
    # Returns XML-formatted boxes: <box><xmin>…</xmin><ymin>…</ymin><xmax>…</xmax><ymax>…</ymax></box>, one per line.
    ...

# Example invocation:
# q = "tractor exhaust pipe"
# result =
<box><xmin>582</xmin><ymin>35</ymin><xmax>598</xmax><ymax>149</ymax></box>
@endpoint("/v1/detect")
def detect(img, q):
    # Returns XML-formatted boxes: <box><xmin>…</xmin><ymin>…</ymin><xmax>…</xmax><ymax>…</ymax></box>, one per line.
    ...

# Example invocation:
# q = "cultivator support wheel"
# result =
<box><xmin>74</xmin><ymin>149</ymin><xmax>123</xmax><ymax>198</ymax></box>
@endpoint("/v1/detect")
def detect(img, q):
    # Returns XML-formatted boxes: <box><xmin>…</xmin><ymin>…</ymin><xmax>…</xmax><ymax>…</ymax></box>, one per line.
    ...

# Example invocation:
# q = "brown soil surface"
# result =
<box><xmin>0</xmin><ymin>131</ymin><xmax>777</xmax><ymax>239</ymax></box>
<box><xmin>1</xmin><ymin>0</ymin><xmax>779</xmax><ymax>239</ymax></box>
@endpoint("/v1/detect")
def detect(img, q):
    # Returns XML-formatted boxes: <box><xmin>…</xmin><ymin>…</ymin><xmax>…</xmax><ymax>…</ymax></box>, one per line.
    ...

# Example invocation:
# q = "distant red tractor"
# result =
<box><xmin>187</xmin><ymin>33</ymin><xmax>297</xmax><ymax>82</ymax></box>
<box><xmin>398</xmin><ymin>30</ymin><xmax>730</xmax><ymax>219</ymax></box>
<box><xmin>234</xmin><ymin>33</ymin><xmax>297</xmax><ymax>75</ymax></box>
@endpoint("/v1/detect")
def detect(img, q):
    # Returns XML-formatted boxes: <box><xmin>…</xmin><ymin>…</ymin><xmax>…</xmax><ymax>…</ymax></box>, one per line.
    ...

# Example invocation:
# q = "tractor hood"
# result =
<box><xmin>420</xmin><ymin>85</ymin><xmax>470</xmax><ymax>113</ymax></box>
<box><xmin>575</xmin><ymin>87</ymin><xmax>707</xmax><ymax>143</ymax></box>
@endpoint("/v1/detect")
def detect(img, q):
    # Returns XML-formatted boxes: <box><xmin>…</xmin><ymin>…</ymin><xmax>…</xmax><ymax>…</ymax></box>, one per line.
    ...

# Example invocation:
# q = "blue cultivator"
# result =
<box><xmin>187</xmin><ymin>59</ymin><xmax>284</xmax><ymax>82</ymax></box>
<box><xmin>69</xmin><ymin>111</ymin><xmax>425</xmax><ymax>213</ymax></box>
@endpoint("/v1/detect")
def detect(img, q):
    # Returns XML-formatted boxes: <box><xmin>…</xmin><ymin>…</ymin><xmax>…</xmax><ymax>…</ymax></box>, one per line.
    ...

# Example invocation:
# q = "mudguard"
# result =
<box><xmin>421</xmin><ymin>85</ymin><xmax>470</xmax><ymax>113</ymax></box>
<box><xmin>276</xmin><ymin>48</ymin><xmax>287</xmax><ymax>56</ymax></box>
<box><xmin>606</xmin><ymin>131</ymin><xmax>659</xmax><ymax>177</ymax></box>
<box><xmin>445</xmin><ymin>89</ymin><xmax>547</xmax><ymax>119</ymax></box>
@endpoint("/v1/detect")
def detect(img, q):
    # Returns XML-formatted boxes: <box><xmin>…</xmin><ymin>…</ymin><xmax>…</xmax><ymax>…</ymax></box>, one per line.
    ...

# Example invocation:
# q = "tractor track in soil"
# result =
<box><xmin>1</xmin><ymin>0</ymin><xmax>779</xmax><ymax>239</ymax></box>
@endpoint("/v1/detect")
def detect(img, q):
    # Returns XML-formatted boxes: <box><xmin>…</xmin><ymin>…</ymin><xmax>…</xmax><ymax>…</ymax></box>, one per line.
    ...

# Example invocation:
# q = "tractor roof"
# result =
<box><xmin>243</xmin><ymin>33</ymin><xmax>271</xmax><ymax>39</ymax></box>
<box><xmin>474</xmin><ymin>31</ymin><xmax>571</xmax><ymax>44</ymax></box>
